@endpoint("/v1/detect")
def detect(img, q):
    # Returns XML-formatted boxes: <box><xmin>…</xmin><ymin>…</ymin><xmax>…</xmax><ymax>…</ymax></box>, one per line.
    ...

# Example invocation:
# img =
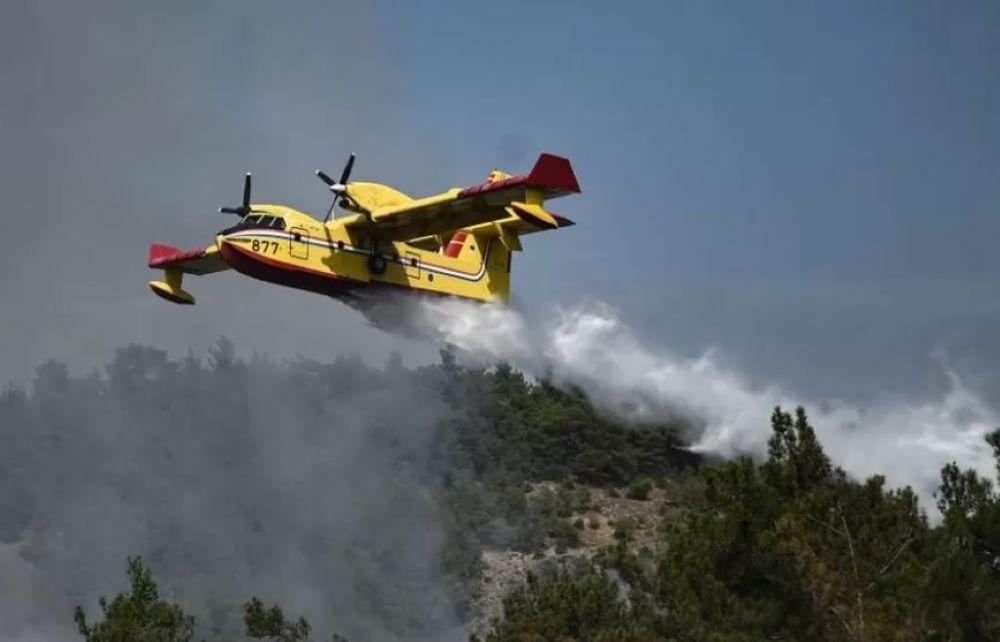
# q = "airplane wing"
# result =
<box><xmin>348</xmin><ymin>153</ymin><xmax>580</xmax><ymax>243</ymax></box>
<box><xmin>148</xmin><ymin>243</ymin><xmax>229</xmax><ymax>275</ymax></box>
<box><xmin>147</xmin><ymin>243</ymin><xmax>229</xmax><ymax>304</ymax></box>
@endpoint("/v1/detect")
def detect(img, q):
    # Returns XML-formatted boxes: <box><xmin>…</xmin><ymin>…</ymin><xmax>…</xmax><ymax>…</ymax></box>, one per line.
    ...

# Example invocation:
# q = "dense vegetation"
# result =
<box><xmin>0</xmin><ymin>341</ymin><xmax>690</xmax><ymax>640</ymax></box>
<box><xmin>435</xmin><ymin>356</ymin><xmax>697</xmax><ymax>586</ymax></box>
<box><xmin>484</xmin><ymin>408</ymin><xmax>1000</xmax><ymax>641</ymax></box>
<box><xmin>3</xmin><ymin>342</ymin><xmax>998</xmax><ymax>640</ymax></box>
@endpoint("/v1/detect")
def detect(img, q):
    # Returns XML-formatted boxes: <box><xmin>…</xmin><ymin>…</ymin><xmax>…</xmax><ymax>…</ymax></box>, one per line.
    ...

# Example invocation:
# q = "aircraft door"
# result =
<box><xmin>289</xmin><ymin>227</ymin><xmax>309</xmax><ymax>259</ymax></box>
<box><xmin>404</xmin><ymin>251</ymin><xmax>420</xmax><ymax>279</ymax></box>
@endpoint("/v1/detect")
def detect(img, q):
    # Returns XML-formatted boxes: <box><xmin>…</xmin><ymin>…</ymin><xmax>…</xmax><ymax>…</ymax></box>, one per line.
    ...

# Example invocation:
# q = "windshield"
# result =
<box><xmin>219</xmin><ymin>216</ymin><xmax>285</xmax><ymax>236</ymax></box>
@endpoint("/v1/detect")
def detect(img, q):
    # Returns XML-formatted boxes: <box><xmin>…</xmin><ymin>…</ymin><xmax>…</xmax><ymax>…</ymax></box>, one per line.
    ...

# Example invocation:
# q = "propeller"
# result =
<box><xmin>316</xmin><ymin>153</ymin><xmax>356</xmax><ymax>223</ymax></box>
<box><xmin>219</xmin><ymin>172</ymin><xmax>255</xmax><ymax>217</ymax></box>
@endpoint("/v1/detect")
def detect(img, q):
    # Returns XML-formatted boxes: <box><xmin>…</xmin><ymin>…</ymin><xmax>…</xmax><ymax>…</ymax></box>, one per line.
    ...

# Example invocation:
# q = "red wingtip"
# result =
<box><xmin>149</xmin><ymin>244</ymin><xmax>207</xmax><ymax>269</ymax></box>
<box><xmin>149</xmin><ymin>244</ymin><xmax>182</xmax><ymax>268</ymax></box>
<box><xmin>526</xmin><ymin>153</ymin><xmax>581</xmax><ymax>194</ymax></box>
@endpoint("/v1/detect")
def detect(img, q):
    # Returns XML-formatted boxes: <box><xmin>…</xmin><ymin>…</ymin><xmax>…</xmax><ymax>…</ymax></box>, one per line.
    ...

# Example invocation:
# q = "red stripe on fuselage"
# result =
<box><xmin>219</xmin><ymin>241</ymin><xmax>359</xmax><ymax>297</ymax></box>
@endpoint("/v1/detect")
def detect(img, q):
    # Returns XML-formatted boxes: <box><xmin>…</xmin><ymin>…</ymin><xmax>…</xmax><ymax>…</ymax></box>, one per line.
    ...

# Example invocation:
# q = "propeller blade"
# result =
<box><xmin>316</xmin><ymin>169</ymin><xmax>335</xmax><ymax>187</ymax></box>
<box><xmin>241</xmin><ymin>173</ymin><xmax>252</xmax><ymax>212</ymax></box>
<box><xmin>318</xmin><ymin>154</ymin><xmax>356</xmax><ymax>224</ymax></box>
<box><xmin>219</xmin><ymin>207</ymin><xmax>243</xmax><ymax>215</ymax></box>
<box><xmin>338</xmin><ymin>153</ymin><xmax>355</xmax><ymax>185</ymax></box>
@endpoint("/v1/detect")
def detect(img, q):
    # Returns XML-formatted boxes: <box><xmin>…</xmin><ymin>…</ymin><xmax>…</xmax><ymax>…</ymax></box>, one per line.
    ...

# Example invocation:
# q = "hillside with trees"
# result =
<box><xmin>1</xmin><ymin>341</ymin><xmax>998</xmax><ymax>640</ymax></box>
<box><xmin>485</xmin><ymin>408</ymin><xmax>1000</xmax><ymax>641</ymax></box>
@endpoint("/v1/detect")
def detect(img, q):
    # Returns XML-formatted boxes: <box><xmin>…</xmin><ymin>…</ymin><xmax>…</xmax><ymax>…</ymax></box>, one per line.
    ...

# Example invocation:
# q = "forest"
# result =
<box><xmin>1</xmin><ymin>341</ymin><xmax>998</xmax><ymax>641</ymax></box>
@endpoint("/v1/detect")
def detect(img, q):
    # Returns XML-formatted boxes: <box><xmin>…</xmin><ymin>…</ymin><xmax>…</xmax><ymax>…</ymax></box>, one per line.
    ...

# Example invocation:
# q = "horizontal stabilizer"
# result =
<box><xmin>552</xmin><ymin>213</ymin><xmax>575</xmax><ymax>228</ymax></box>
<box><xmin>507</xmin><ymin>202</ymin><xmax>559</xmax><ymax>230</ymax></box>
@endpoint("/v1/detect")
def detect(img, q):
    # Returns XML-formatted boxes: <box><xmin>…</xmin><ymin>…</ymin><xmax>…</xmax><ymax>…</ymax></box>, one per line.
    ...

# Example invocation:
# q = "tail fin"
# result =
<box><xmin>524</xmin><ymin>153</ymin><xmax>581</xmax><ymax>198</ymax></box>
<box><xmin>438</xmin><ymin>231</ymin><xmax>512</xmax><ymax>302</ymax></box>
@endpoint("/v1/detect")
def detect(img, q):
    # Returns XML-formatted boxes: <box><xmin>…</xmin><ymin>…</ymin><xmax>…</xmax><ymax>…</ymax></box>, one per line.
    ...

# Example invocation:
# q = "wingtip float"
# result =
<box><xmin>147</xmin><ymin>153</ymin><xmax>580</xmax><ymax>318</ymax></box>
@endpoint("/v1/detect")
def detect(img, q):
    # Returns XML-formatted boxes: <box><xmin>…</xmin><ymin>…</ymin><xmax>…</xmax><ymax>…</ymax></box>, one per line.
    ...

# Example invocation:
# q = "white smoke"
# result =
<box><xmin>416</xmin><ymin>298</ymin><xmax>999</xmax><ymax>511</ymax></box>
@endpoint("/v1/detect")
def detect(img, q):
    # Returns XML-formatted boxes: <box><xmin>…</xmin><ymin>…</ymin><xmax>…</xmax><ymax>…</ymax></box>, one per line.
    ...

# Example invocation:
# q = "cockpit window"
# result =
<box><xmin>219</xmin><ymin>213</ymin><xmax>285</xmax><ymax>236</ymax></box>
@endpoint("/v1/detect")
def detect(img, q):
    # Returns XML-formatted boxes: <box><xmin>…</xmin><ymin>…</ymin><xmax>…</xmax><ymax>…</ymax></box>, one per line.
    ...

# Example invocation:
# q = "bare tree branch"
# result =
<box><xmin>839</xmin><ymin>505</ymin><xmax>865</xmax><ymax>640</ymax></box>
<box><xmin>863</xmin><ymin>529</ymin><xmax>915</xmax><ymax>597</ymax></box>
<box><xmin>804</xmin><ymin>512</ymin><xmax>845</xmax><ymax>538</ymax></box>
<box><xmin>830</xmin><ymin>605</ymin><xmax>859</xmax><ymax>642</ymax></box>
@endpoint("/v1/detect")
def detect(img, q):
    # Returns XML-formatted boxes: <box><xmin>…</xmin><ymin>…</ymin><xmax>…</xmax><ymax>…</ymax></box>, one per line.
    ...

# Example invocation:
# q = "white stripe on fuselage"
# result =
<box><xmin>224</xmin><ymin>229</ymin><xmax>492</xmax><ymax>282</ymax></box>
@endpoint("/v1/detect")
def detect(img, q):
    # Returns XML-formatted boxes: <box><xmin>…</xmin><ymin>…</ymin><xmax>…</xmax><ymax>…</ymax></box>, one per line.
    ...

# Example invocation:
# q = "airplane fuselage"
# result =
<box><xmin>216</xmin><ymin>204</ymin><xmax>512</xmax><ymax>304</ymax></box>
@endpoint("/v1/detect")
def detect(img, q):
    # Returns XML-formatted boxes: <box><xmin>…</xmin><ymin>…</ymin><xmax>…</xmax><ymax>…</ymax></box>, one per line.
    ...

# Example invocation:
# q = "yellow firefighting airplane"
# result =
<box><xmin>148</xmin><ymin>153</ymin><xmax>580</xmax><ymax>315</ymax></box>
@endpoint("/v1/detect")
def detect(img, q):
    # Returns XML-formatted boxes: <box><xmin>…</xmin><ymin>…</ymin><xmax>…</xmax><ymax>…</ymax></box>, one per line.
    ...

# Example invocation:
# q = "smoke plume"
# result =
<box><xmin>417</xmin><ymin>298</ymin><xmax>1000</xmax><ymax>510</ymax></box>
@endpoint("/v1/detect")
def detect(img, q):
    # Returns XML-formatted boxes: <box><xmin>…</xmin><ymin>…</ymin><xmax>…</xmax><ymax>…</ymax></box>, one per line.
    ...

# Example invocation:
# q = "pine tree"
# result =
<box><xmin>74</xmin><ymin>557</ymin><xmax>195</xmax><ymax>642</ymax></box>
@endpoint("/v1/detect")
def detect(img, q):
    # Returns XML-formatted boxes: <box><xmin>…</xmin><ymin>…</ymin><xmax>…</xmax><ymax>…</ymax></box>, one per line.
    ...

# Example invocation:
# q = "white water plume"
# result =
<box><xmin>415</xmin><ymin>298</ymin><xmax>1000</xmax><ymax>510</ymax></box>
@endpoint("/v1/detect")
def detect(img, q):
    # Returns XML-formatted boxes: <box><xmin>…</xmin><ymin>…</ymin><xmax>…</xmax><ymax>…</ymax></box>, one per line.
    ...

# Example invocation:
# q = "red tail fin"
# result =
<box><xmin>525</xmin><ymin>153</ymin><xmax>581</xmax><ymax>195</ymax></box>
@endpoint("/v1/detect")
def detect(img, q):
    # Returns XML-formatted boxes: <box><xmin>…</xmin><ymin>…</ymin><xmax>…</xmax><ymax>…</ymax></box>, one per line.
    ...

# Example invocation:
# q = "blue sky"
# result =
<box><xmin>1</xmin><ymin>0</ymin><xmax>997</xmax><ymax>403</ymax></box>
<box><xmin>381</xmin><ymin>0</ymin><xmax>1000</xmax><ymax>399</ymax></box>
<box><xmin>384</xmin><ymin>0</ymin><xmax>997</xmax><ymax>279</ymax></box>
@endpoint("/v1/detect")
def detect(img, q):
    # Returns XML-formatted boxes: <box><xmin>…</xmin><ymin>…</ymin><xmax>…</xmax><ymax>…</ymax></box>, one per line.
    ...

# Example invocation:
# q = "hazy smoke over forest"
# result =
<box><xmin>1</xmin><ymin>296</ymin><xmax>997</xmax><ymax>641</ymax></box>
<box><xmin>0</xmin><ymin>343</ymin><xmax>466</xmax><ymax>641</ymax></box>
<box><xmin>3</xmin><ymin>2</ymin><xmax>998</xmax><ymax>639</ymax></box>
<box><xmin>418</xmin><ymin>298</ymin><xmax>1000</xmax><ymax>510</ymax></box>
